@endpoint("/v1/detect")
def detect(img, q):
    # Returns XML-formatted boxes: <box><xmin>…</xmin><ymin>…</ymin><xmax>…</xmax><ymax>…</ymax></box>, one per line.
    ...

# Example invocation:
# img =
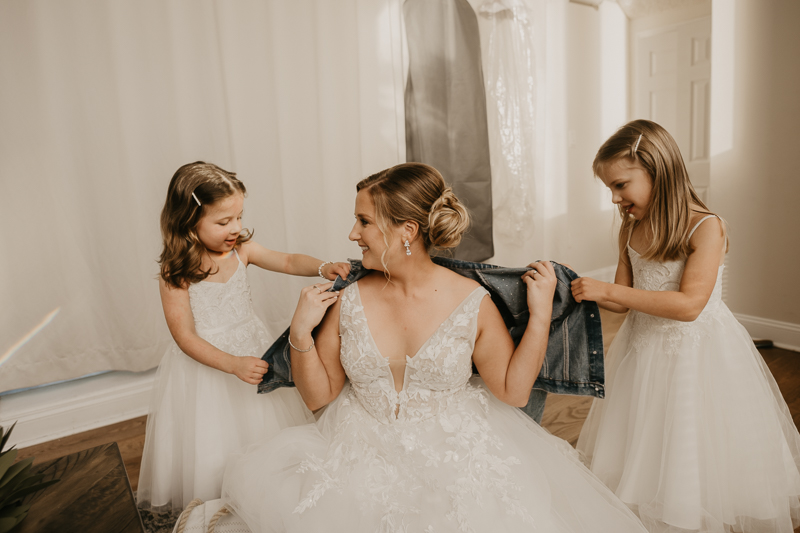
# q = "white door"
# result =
<box><xmin>633</xmin><ymin>16</ymin><xmax>712</xmax><ymax>202</ymax></box>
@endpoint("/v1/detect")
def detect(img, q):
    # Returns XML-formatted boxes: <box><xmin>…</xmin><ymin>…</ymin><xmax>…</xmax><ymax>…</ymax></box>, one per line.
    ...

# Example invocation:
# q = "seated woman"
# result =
<box><xmin>222</xmin><ymin>163</ymin><xmax>646</xmax><ymax>533</ymax></box>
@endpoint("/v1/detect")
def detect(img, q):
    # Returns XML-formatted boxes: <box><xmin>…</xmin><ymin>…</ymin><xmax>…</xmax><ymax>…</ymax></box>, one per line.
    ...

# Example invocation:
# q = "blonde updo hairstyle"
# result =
<box><xmin>356</xmin><ymin>163</ymin><xmax>470</xmax><ymax>273</ymax></box>
<box><xmin>159</xmin><ymin>161</ymin><xmax>252</xmax><ymax>289</ymax></box>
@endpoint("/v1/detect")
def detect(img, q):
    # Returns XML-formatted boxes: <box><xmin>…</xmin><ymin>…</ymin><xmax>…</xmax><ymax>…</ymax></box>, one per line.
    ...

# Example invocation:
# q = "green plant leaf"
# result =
<box><xmin>0</xmin><ymin>423</ymin><xmax>15</xmax><ymax>452</ymax></box>
<box><xmin>0</xmin><ymin>503</ymin><xmax>29</xmax><ymax>519</ymax></box>
<box><xmin>11</xmin><ymin>472</ymin><xmax>43</xmax><ymax>492</ymax></box>
<box><xmin>0</xmin><ymin>458</ymin><xmax>33</xmax><ymax>490</ymax></box>
<box><xmin>0</xmin><ymin>451</ymin><xmax>17</xmax><ymax>481</ymax></box>
<box><xmin>0</xmin><ymin>463</ymin><xmax>32</xmax><ymax>505</ymax></box>
<box><xmin>0</xmin><ymin>516</ymin><xmax>18</xmax><ymax>533</ymax></box>
<box><xmin>3</xmin><ymin>479</ymin><xmax>59</xmax><ymax>506</ymax></box>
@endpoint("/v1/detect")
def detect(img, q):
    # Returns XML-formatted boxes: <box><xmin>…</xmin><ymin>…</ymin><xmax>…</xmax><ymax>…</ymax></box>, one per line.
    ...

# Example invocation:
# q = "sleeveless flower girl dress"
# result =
<box><xmin>221</xmin><ymin>283</ymin><xmax>648</xmax><ymax>533</ymax></box>
<box><xmin>137</xmin><ymin>250</ymin><xmax>313</xmax><ymax>511</ymax></box>
<box><xmin>577</xmin><ymin>216</ymin><xmax>800</xmax><ymax>532</ymax></box>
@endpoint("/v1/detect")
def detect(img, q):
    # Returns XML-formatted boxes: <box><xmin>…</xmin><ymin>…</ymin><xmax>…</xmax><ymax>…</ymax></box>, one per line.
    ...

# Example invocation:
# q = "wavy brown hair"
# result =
<box><xmin>356</xmin><ymin>163</ymin><xmax>470</xmax><ymax>275</ymax></box>
<box><xmin>594</xmin><ymin>119</ymin><xmax>721</xmax><ymax>263</ymax></box>
<box><xmin>159</xmin><ymin>162</ymin><xmax>252</xmax><ymax>289</ymax></box>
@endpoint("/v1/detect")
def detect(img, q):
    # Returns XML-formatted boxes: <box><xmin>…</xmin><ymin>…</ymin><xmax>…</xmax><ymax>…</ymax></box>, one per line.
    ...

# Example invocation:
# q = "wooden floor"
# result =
<box><xmin>17</xmin><ymin>309</ymin><xmax>800</xmax><ymax>500</ymax></box>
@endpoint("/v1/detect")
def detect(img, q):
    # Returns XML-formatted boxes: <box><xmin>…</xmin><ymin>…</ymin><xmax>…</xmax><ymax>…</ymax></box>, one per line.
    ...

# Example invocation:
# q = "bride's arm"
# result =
<box><xmin>289</xmin><ymin>283</ymin><xmax>347</xmax><ymax>411</ymax></box>
<box><xmin>472</xmin><ymin>261</ymin><xmax>556</xmax><ymax>407</ymax></box>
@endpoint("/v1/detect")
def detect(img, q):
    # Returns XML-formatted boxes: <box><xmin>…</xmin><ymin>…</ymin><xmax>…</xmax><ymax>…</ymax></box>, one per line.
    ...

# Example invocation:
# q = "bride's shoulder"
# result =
<box><xmin>434</xmin><ymin>265</ymin><xmax>482</xmax><ymax>294</ymax></box>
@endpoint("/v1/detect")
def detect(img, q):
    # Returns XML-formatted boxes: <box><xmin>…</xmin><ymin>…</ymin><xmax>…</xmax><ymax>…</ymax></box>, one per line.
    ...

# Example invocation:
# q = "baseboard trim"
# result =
<box><xmin>2</xmin><ymin>310</ymin><xmax>793</xmax><ymax>450</ymax></box>
<box><xmin>734</xmin><ymin>313</ymin><xmax>800</xmax><ymax>353</ymax></box>
<box><xmin>0</xmin><ymin>369</ymin><xmax>156</xmax><ymax>449</ymax></box>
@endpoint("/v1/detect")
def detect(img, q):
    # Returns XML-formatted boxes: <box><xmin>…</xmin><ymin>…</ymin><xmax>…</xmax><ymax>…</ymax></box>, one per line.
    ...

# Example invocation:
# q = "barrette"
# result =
<box><xmin>192</xmin><ymin>192</ymin><xmax>202</xmax><ymax>207</ymax></box>
<box><xmin>633</xmin><ymin>133</ymin><xmax>643</xmax><ymax>153</ymax></box>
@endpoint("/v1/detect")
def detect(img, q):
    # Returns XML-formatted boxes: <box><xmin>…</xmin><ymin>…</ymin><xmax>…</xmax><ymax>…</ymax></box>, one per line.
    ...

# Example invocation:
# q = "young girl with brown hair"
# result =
<box><xmin>137</xmin><ymin>161</ymin><xmax>350</xmax><ymax>512</ymax></box>
<box><xmin>574</xmin><ymin>120</ymin><xmax>800</xmax><ymax>532</ymax></box>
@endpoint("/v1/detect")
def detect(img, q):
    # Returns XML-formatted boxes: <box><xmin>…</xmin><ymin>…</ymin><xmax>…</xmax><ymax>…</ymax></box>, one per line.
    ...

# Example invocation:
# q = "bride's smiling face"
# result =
<box><xmin>349</xmin><ymin>189</ymin><xmax>402</xmax><ymax>271</ymax></box>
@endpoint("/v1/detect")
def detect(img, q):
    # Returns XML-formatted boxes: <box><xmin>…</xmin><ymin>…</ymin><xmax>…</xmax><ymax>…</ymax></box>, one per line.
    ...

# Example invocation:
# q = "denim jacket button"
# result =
<box><xmin>590</xmin><ymin>313</ymin><xmax>595</xmax><ymax>318</ymax></box>
<box><xmin>592</xmin><ymin>351</ymin><xmax>597</xmax><ymax>354</ymax></box>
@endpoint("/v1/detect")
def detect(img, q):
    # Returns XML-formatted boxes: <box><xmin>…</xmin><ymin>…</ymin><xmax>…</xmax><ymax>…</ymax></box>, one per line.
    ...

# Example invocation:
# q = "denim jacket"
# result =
<box><xmin>258</xmin><ymin>257</ymin><xmax>605</xmax><ymax>423</ymax></box>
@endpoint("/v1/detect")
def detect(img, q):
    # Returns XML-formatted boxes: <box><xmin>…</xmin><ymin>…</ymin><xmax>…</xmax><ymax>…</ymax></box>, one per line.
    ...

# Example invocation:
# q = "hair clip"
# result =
<box><xmin>192</xmin><ymin>192</ymin><xmax>202</xmax><ymax>207</ymax></box>
<box><xmin>633</xmin><ymin>133</ymin><xmax>643</xmax><ymax>153</ymax></box>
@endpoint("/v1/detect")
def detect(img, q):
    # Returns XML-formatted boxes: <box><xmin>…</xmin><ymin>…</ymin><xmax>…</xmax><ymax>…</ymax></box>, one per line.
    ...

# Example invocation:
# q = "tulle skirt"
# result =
<box><xmin>577</xmin><ymin>305</ymin><xmax>800</xmax><ymax>532</ymax></box>
<box><xmin>137</xmin><ymin>322</ymin><xmax>312</xmax><ymax>512</ymax></box>
<box><xmin>222</xmin><ymin>378</ymin><xmax>648</xmax><ymax>533</ymax></box>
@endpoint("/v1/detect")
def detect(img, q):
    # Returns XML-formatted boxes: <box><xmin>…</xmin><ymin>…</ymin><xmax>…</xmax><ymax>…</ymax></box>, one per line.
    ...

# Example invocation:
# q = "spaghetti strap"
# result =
<box><xmin>232</xmin><ymin>247</ymin><xmax>243</xmax><ymax>264</ymax></box>
<box><xmin>626</xmin><ymin>223</ymin><xmax>635</xmax><ymax>247</ymax></box>
<box><xmin>687</xmin><ymin>214</ymin><xmax>718</xmax><ymax>242</ymax></box>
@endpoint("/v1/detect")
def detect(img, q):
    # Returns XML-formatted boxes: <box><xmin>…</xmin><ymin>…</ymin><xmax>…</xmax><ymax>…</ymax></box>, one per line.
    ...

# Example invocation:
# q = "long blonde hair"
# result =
<box><xmin>356</xmin><ymin>163</ymin><xmax>470</xmax><ymax>275</ymax></box>
<box><xmin>594</xmin><ymin>119</ymin><xmax>713</xmax><ymax>262</ymax></box>
<box><xmin>159</xmin><ymin>162</ymin><xmax>252</xmax><ymax>288</ymax></box>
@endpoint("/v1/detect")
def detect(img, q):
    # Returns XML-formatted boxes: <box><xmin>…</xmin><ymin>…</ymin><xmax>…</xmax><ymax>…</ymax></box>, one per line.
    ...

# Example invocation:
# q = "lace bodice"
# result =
<box><xmin>629</xmin><ymin>244</ymin><xmax>723</xmax><ymax>307</ymax></box>
<box><xmin>339</xmin><ymin>283</ymin><xmax>488</xmax><ymax>424</ymax></box>
<box><xmin>185</xmin><ymin>253</ymin><xmax>270</xmax><ymax>355</ymax></box>
<box><xmin>293</xmin><ymin>282</ymin><xmax>540</xmax><ymax>529</ymax></box>
<box><xmin>628</xmin><ymin>245</ymin><xmax>725</xmax><ymax>355</ymax></box>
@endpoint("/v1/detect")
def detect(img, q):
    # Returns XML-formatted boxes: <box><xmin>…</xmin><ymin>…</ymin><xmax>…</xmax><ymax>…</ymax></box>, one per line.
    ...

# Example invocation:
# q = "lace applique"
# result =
<box><xmin>294</xmin><ymin>284</ymin><xmax>536</xmax><ymax>532</ymax></box>
<box><xmin>185</xmin><ymin>260</ymin><xmax>270</xmax><ymax>358</ymax></box>
<box><xmin>627</xmin><ymin>246</ymin><xmax>724</xmax><ymax>356</ymax></box>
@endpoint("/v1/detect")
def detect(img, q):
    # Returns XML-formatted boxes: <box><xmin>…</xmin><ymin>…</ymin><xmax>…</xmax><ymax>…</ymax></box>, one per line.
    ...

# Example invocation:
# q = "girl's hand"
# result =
<box><xmin>231</xmin><ymin>356</ymin><xmax>270</xmax><ymax>385</ymax></box>
<box><xmin>321</xmin><ymin>261</ymin><xmax>351</xmax><ymax>281</ymax></box>
<box><xmin>521</xmin><ymin>260</ymin><xmax>557</xmax><ymax>321</ymax></box>
<box><xmin>290</xmin><ymin>281</ymin><xmax>338</xmax><ymax>337</ymax></box>
<box><xmin>571</xmin><ymin>277</ymin><xmax>609</xmax><ymax>303</ymax></box>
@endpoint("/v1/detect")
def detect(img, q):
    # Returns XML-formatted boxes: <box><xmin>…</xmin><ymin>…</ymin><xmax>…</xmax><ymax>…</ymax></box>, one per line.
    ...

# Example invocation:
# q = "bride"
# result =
<box><xmin>222</xmin><ymin>163</ymin><xmax>646</xmax><ymax>532</ymax></box>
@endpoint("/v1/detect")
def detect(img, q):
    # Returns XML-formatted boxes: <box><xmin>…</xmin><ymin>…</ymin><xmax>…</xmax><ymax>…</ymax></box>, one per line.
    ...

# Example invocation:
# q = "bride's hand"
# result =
<box><xmin>290</xmin><ymin>281</ymin><xmax>338</xmax><ymax>338</ymax></box>
<box><xmin>521</xmin><ymin>260</ymin><xmax>557</xmax><ymax>322</ymax></box>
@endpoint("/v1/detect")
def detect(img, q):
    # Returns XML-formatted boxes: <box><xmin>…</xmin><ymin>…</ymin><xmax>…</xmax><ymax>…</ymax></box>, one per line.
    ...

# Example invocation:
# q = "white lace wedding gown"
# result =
<box><xmin>577</xmin><ymin>217</ymin><xmax>800</xmax><ymax>532</ymax></box>
<box><xmin>137</xmin><ymin>251</ymin><xmax>313</xmax><ymax>511</ymax></box>
<box><xmin>221</xmin><ymin>283</ymin><xmax>647</xmax><ymax>533</ymax></box>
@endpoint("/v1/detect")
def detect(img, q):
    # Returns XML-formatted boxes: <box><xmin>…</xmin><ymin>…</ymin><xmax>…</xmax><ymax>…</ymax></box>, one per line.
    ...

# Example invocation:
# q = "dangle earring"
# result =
<box><xmin>404</xmin><ymin>240</ymin><xmax>411</xmax><ymax>256</ymax></box>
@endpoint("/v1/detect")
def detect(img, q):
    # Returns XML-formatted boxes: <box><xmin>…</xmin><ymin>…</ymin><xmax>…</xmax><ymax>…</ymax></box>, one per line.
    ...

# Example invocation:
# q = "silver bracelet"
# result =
<box><xmin>318</xmin><ymin>260</ymin><xmax>334</xmax><ymax>279</ymax></box>
<box><xmin>288</xmin><ymin>334</ymin><xmax>315</xmax><ymax>353</ymax></box>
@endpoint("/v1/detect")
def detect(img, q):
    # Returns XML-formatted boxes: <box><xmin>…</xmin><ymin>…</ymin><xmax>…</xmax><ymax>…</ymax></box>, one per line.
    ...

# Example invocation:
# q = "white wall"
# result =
<box><xmin>710</xmin><ymin>0</ymin><xmax>800</xmax><ymax>349</ymax></box>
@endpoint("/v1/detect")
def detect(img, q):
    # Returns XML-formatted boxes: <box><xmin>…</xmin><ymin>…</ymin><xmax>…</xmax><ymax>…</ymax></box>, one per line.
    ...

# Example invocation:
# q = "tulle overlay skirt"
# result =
<box><xmin>577</xmin><ymin>304</ymin><xmax>800</xmax><ymax>533</ymax></box>
<box><xmin>222</xmin><ymin>378</ymin><xmax>647</xmax><ymax>533</ymax></box>
<box><xmin>137</xmin><ymin>318</ymin><xmax>313</xmax><ymax>511</ymax></box>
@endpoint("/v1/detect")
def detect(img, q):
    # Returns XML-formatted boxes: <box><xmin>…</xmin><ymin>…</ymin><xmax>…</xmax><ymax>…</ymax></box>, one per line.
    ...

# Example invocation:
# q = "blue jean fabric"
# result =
<box><xmin>258</xmin><ymin>257</ymin><xmax>605</xmax><ymax>423</ymax></box>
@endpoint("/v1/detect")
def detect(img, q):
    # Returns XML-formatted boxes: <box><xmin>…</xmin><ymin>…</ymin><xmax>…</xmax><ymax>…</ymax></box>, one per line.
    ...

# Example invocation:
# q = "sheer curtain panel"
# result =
<box><xmin>0</xmin><ymin>0</ymin><xmax>405</xmax><ymax>393</ymax></box>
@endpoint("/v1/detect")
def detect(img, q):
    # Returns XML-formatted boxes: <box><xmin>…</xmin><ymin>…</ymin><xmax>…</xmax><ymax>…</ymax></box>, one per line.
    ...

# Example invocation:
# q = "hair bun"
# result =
<box><xmin>428</xmin><ymin>187</ymin><xmax>470</xmax><ymax>249</ymax></box>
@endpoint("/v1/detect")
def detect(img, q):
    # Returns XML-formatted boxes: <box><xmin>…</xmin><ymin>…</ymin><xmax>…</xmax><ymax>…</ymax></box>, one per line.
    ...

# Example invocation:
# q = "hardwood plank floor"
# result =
<box><xmin>15</xmin><ymin>307</ymin><xmax>800</xmax><ymax>517</ymax></box>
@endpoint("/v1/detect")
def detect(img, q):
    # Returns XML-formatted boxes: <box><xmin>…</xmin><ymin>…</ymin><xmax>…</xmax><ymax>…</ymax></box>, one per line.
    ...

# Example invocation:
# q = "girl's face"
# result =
<box><xmin>196</xmin><ymin>192</ymin><xmax>244</xmax><ymax>253</ymax></box>
<box><xmin>600</xmin><ymin>158</ymin><xmax>653</xmax><ymax>220</ymax></box>
<box><xmin>349</xmin><ymin>189</ymin><xmax>402</xmax><ymax>271</ymax></box>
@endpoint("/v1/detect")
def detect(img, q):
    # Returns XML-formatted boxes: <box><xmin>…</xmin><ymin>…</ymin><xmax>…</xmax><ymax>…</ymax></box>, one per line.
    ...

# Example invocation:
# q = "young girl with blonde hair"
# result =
<box><xmin>574</xmin><ymin>120</ymin><xmax>800</xmax><ymax>532</ymax></box>
<box><xmin>137</xmin><ymin>161</ymin><xmax>350</xmax><ymax>511</ymax></box>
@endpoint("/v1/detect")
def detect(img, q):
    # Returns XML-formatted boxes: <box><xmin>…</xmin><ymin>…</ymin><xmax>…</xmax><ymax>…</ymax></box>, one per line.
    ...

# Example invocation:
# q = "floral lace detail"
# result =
<box><xmin>340</xmin><ymin>284</ymin><xmax>485</xmax><ymax>425</ymax></box>
<box><xmin>628</xmin><ymin>245</ymin><xmax>724</xmax><ymax>356</ymax></box>
<box><xmin>186</xmin><ymin>257</ymin><xmax>271</xmax><ymax>358</ymax></box>
<box><xmin>294</xmin><ymin>283</ymin><xmax>535</xmax><ymax>532</ymax></box>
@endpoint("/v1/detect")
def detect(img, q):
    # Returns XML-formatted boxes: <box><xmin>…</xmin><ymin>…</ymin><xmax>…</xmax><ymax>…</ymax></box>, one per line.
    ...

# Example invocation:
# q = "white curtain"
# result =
<box><xmin>0</xmin><ymin>0</ymin><xmax>405</xmax><ymax>393</ymax></box>
<box><xmin>475</xmin><ymin>0</ymin><xmax>540</xmax><ymax>243</ymax></box>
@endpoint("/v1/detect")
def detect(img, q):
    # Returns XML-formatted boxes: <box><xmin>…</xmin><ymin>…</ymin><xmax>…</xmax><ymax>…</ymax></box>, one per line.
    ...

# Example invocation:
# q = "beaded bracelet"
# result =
<box><xmin>288</xmin><ymin>335</ymin><xmax>315</xmax><ymax>353</ymax></box>
<box><xmin>318</xmin><ymin>261</ymin><xmax>334</xmax><ymax>279</ymax></box>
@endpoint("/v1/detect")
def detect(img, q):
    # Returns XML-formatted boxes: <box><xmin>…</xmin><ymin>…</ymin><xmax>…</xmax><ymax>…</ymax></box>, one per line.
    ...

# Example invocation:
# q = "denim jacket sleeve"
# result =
<box><xmin>257</xmin><ymin>258</ymin><xmax>605</xmax><ymax>421</ymax></box>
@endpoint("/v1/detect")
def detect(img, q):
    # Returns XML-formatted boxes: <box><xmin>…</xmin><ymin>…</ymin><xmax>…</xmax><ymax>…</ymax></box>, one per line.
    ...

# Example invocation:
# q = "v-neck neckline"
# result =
<box><xmin>352</xmin><ymin>283</ymin><xmax>484</xmax><ymax>364</ymax></box>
